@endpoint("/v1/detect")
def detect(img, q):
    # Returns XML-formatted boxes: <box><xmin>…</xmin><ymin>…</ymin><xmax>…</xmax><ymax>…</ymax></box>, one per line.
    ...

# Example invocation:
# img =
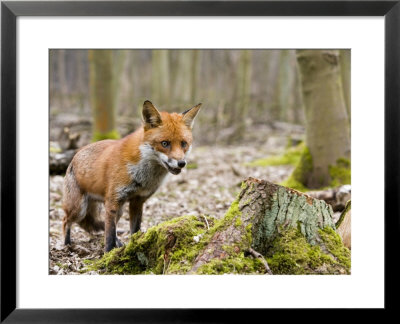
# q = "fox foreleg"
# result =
<box><xmin>104</xmin><ymin>200</ymin><xmax>123</xmax><ymax>252</ymax></box>
<box><xmin>129</xmin><ymin>197</ymin><xmax>145</xmax><ymax>235</ymax></box>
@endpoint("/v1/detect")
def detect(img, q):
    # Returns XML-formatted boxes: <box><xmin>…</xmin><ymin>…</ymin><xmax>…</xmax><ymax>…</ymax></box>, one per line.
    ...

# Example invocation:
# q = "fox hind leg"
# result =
<box><xmin>63</xmin><ymin>220</ymin><xmax>72</xmax><ymax>245</ymax></box>
<box><xmin>78</xmin><ymin>198</ymin><xmax>104</xmax><ymax>233</ymax></box>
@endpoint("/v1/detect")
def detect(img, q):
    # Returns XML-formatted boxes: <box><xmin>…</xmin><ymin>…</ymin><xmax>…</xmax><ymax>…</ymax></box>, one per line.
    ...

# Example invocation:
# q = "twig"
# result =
<box><xmin>202</xmin><ymin>215</ymin><xmax>210</xmax><ymax>231</ymax></box>
<box><xmin>248</xmin><ymin>247</ymin><xmax>273</xmax><ymax>275</ymax></box>
<box><xmin>163</xmin><ymin>256</ymin><xmax>172</xmax><ymax>275</ymax></box>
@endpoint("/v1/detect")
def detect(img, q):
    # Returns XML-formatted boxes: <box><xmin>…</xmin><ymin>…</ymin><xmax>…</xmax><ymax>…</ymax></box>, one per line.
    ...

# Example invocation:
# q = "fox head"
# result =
<box><xmin>141</xmin><ymin>100</ymin><xmax>201</xmax><ymax>175</ymax></box>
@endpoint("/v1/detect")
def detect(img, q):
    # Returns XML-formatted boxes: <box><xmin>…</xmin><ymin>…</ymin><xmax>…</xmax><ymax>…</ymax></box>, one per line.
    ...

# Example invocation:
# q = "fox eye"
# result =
<box><xmin>181</xmin><ymin>141</ymin><xmax>187</xmax><ymax>148</ymax></box>
<box><xmin>161</xmin><ymin>141</ymin><xmax>170</xmax><ymax>148</ymax></box>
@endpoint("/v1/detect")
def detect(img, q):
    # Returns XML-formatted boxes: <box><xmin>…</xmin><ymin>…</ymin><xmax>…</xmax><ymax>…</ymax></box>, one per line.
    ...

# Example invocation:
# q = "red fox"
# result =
<box><xmin>62</xmin><ymin>101</ymin><xmax>201</xmax><ymax>252</ymax></box>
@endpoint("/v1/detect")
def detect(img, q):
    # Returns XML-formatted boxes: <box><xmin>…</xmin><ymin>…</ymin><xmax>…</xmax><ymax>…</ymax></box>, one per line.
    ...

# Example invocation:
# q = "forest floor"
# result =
<box><xmin>49</xmin><ymin>120</ymin><xmax>307</xmax><ymax>275</ymax></box>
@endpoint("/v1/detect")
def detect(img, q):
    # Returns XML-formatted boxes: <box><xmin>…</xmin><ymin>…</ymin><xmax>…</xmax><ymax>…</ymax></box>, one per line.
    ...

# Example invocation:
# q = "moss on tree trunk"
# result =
<box><xmin>88</xmin><ymin>178</ymin><xmax>350</xmax><ymax>275</ymax></box>
<box><xmin>294</xmin><ymin>50</ymin><xmax>351</xmax><ymax>189</ymax></box>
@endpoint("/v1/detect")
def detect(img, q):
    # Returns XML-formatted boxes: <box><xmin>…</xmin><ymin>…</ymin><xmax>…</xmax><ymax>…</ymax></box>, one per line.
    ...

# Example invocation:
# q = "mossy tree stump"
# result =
<box><xmin>90</xmin><ymin>178</ymin><xmax>350</xmax><ymax>275</ymax></box>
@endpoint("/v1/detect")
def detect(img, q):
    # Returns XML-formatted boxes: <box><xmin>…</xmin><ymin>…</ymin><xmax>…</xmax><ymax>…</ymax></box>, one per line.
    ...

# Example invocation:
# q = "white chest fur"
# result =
<box><xmin>117</xmin><ymin>144</ymin><xmax>169</xmax><ymax>201</ymax></box>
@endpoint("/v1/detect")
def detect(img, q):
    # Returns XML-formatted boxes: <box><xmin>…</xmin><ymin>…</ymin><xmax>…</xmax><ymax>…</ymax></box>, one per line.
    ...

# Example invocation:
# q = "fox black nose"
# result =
<box><xmin>178</xmin><ymin>160</ymin><xmax>186</xmax><ymax>168</ymax></box>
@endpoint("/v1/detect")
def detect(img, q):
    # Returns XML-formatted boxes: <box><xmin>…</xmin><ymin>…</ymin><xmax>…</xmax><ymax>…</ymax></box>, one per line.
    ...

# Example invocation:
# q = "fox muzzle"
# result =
<box><xmin>162</xmin><ymin>158</ymin><xmax>186</xmax><ymax>175</ymax></box>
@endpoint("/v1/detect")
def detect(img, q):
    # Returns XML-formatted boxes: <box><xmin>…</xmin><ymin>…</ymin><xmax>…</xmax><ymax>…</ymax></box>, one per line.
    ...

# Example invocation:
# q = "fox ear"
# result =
<box><xmin>182</xmin><ymin>103</ymin><xmax>202</xmax><ymax>128</ymax></box>
<box><xmin>143</xmin><ymin>100</ymin><xmax>162</xmax><ymax>129</ymax></box>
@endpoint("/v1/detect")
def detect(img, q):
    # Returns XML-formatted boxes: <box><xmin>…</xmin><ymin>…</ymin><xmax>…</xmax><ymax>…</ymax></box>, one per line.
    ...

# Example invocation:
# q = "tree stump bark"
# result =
<box><xmin>336</xmin><ymin>200</ymin><xmax>351</xmax><ymax>249</ymax></box>
<box><xmin>90</xmin><ymin>178</ymin><xmax>350</xmax><ymax>275</ymax></box>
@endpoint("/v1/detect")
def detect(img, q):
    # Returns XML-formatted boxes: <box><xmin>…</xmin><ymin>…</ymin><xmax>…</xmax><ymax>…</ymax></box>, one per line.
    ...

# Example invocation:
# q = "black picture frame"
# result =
<box><xmin>1</xmin><ymin>0</ymin><xmax>399</xmax><ymax>322</ymax></box>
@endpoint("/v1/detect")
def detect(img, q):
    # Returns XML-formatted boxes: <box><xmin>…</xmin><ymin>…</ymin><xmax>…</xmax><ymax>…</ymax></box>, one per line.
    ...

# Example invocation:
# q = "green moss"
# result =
<box><xmin>186</xmin><ymin>163</ymin><xmax>198</xmax><ymax>170</ymax></box>
<box><xmin>282</xmin><ymin>154</ymin><xmax>351</xmax><ymax>191</ymax></box>
<box><xmin>86</xmin><ymin>198</ymin><xmax>249</xmax><ymax>275</ymax></box>
<box><xmin>318</xmin><ymin>227</ymin><xmax>351</xmax><ymax>272</ymax></box>
<box><xmin>199</xmin><ymin>199</ymin><xmax>245</xmax><ymax>246</ymax></box>
<box><xmin>280</xmin><ymin>177</ymin><xmax>309</xmax><ymax>192</ymax></box>
<box><xmin>235</xmin><ymin>217</ymin><xmax>243</xmax><ymax>227</ymax></box>
<box><xmin>245</xmin><ymin>142</ymin><xmax>304</xmax><ymax>167</ymax></box>
<box><xmin>92</xmin><ymin>129</ymin><xmax>120</xmax><ymax>142</ymax></box>
<box><xmin>195</xmin><ymin>229</ymin><xmax>264</xmax><ymax>275</ymax></box>
<box><xmin>329</xmin><ymin>158</ymin><xmax>351</xmax><ymax>187</ymax></box>
<box><xmin>84</xmin><ymin>190</ymin><xmax>350</xmax><ymax>275</ymax></box>
<box><xmin>219</xmin><ymin>200</ymin><xmax>240</xmax><ymax>224</ymax></box>
<box><xmin>196</xmin><ymin>252</ymin><xmax>266</xmax><ymax>274</ymax></box>
<box><xmin>55</xmin><ymin>262</ymin><xmax>68</xmax><ymax>269</ymax></box>
<box><xmin>280</xmin><ymin>145</ymin><xmax>313</xmax><ymax>192</ymax></box>
<box><xmin>266</xmin><ymin>227</ymin><xmax>350</xmax><ymax>274</ymax></box>
<box><xmin>89</xmin><ymin>215</ymin><xmax>209</xmax><ymax>274</ymax></box>
<box><xmin>245</xmin><ymin>224</ymin><xmax>253</xmax><ymax>243</ymax></box>
<box><xmin>50</xmin><ymin>146</ymin><xmax>62</xmax><ymax>153</ymax></box>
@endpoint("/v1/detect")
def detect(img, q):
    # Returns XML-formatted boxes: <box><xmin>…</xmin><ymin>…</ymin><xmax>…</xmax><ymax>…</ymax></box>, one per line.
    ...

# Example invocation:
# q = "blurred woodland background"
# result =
<box><xmin>50</xmin><ymin>49</ymin><xmax>312</xmax><ymax>144</ymax></box>
<box><xmin>49</xmin><ymin>49</ymin><xmax>351</xmax><ymax>274</ymax></box>
<box><xmin>50</xmin><ymin>49</ymin><xmax>351</xmax><ymax>188</ymax></box>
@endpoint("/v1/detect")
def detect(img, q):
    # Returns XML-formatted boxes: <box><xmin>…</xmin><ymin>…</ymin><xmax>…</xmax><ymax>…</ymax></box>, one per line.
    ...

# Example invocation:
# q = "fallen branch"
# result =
<box><xmin>49</xmin><ymin>149</ymin><xmax>76</xmax><ymax>175</ymax></box>
<box><xmin>248</xmin><ymin>247</ymin><xmax>273</xmax><ymax>275</ymax></box>
<box><xmin>306</xmin><ymin>185</ymin><xmax>351</xmax><ymax>211</ymax></box>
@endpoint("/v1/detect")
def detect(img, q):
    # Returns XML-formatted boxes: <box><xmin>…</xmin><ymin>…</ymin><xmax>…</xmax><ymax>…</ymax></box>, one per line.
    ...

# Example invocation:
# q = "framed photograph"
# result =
<box><xmin>1</xmin><ymin>0</ymin><xmax>398</xmax><ymax>321</ymax></box>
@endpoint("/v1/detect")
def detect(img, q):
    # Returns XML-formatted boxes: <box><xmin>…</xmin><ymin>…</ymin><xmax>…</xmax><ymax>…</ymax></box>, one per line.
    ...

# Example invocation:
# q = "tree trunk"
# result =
<box><xmin>152</xmin><ymin>50</ymin><xmax>170</xmax><ymax>107</ymax></box>
<box><xmin>172</xmin><ymin>50</ymin><xmax>192</xmax><ymax>104</ymax></box>
<box><xmin>294</xmin><ymin>50</ymin><xmax>351</xmax><ymax>188</ymax></box>
<box><xmin>57</xmin><ymin>49</ymin><xmax>68</xmax><ymax>107</ymax></box>
<box><xmin>49</xmin><ymin>51</ymin><xmax>57</xmax><ymax>109</ymax></box>
<box><xmin>339</xmin><ymin>49</ymin><xmax>351</xmax><ymax>121</ymax></box>
<box><xmin>75</xmin><ymin>49</ymin><xmax>86</xmax><ymax>113</ymax></box>
<box><xmin>90</xmin><ymin>178</ymin><xmax>350</xmax><ymax>275</ymax></box>
<box><xmin>292</xmin><ymin>62</ymin><xmax>305</xmax><ymax>125</ymax></box>
<box><xmin>229</xmin><ymin>50</ymin><xmax>252</xmax><ymax>142</ymax></box>
<box><xmin>269</xmin><ymin>50</ymin><xmax>283</xmax><ymax>120</ymax></box>
<box><xmin>128</xmin><ymin>51</ymin><xmax>137</xmax><ymax>105</ymax></box>
<box><xmin>88</xmin><ymin>50</ymin><xmax>120</xmax><ymax>141</ymax></box>
<box><xmin>191</xmin><ymin>50</ymin><xmax>200</xmax><ymax>103</ymax></box>
<box><xmin>278</xmin><ymin>50</ymin><xmax>293</xmax><ymax>121</ymax></box>
<box><xmin>112</xmin><ymin>50</ymin><xmax>127</xmax><ymax>116</ymax></box>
